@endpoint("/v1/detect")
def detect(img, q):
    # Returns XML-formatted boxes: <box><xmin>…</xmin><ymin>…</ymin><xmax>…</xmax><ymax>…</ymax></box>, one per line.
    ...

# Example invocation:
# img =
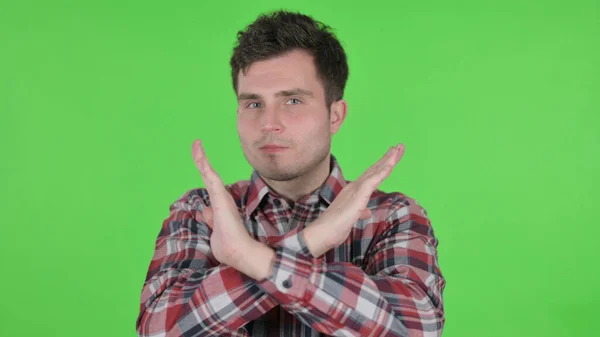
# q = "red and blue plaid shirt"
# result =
<box><xmin>137</xmin><ymin>154</ymin><xmax>446</xmax><ymax>336</ymax></box>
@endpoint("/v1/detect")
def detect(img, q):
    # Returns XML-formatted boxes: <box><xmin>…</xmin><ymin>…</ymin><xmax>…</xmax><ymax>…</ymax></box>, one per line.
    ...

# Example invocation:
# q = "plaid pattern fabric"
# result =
<box><xmin>137</xmin><ymin>154</ymin><xmax>446</xmax><ymax>337</ymax></box>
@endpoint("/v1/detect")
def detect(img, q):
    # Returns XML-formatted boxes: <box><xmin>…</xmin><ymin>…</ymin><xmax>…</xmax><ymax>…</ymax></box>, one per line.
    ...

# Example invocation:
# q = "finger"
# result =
<box><xmin>192</xmin><ymin>140</ymin><xmax>224</xmax><ymax>192</ymax></box>
<box><xmin>203</xmin><ymin>206</ymin><xmax>214</xmax><ymax>229</ymax></box>
<box><xmin>358</xmin><ymin>208</ymin><xmax>372</xmax><ymax>220</ymax></box>
<box><xmin>192</xmin><ymin>139</ymin><xmax>210</xmax><ymax>175</ymax></box>
<box><xmin>360</xmin><ymin>144</ymin><xmax>405</xmax><ymax>190</ymax></box>
<box><xmin>378</xmin><ymin>144</ymin><xmax>405</xmax><ymax>175</ymax></box>
<box><xmin>383</xmin><ymin>144</ymin><xmax>404</xmax><ymax>167</ymax></box>
<box><xmin>394</xmin><ymin>143</ymin><xmax>406</xmax><ymax>163</ymax></box>
<box><xmin>363</xmin><ymin>145</ymin><xmax>400</xmax><ymax>180</ymax></box>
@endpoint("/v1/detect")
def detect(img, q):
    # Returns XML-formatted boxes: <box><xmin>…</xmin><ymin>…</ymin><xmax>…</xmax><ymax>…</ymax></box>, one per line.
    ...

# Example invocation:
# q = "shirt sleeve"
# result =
<box><xmin>136</xmin><ymin>190</ymin><xmax>279</xmax><ymax>337</ymax></box>
<box><xmin>255</xmin><ymin>198</ymin><xmax>446</xmax><ymax>337</ymax></box>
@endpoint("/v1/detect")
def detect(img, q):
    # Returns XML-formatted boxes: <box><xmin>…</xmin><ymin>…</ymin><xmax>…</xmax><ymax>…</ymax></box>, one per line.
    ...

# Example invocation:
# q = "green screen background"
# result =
<box><xmin>1</xmin><ymin>1</ymin><xmax>598</xmax><ymax>336</ymax></box>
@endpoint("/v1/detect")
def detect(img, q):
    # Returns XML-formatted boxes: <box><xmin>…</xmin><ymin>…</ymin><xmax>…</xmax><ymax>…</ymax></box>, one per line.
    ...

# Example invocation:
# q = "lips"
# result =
<box><xmin>260</xmin><ymin>144</ymin><xmax>289</xmax><ymax>153</ymax></box>
<box><xmin>261</xmin><ymin>144</ymin><xmax>287</xmax><ymax>150</ymax></box>
<box><xmin>260</xmin><ymin>144</ymin><xmax>288</xmax><ymax>150</ymax></box>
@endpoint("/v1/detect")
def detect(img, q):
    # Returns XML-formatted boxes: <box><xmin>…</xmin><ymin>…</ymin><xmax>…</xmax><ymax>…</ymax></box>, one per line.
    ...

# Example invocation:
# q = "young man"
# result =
<box><xmin>137</xmin><ymin>10</ymin><xmax>445</xmax><ymax>337</ymax></box>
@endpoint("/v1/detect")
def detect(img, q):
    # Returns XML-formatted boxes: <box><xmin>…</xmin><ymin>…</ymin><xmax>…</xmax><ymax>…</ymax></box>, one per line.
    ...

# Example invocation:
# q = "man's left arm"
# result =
<box><xmin>248</xmin><ymin>201</ymin><xmax>446</xmax><ymax>337</ymax></box>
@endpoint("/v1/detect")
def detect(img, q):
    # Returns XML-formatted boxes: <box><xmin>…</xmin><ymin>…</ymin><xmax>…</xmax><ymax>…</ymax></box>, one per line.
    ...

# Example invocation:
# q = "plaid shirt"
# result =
<box><xmin>137</xmin><ymin>154</ymin><xmax>446</xmax><ymax>337</ymax></box>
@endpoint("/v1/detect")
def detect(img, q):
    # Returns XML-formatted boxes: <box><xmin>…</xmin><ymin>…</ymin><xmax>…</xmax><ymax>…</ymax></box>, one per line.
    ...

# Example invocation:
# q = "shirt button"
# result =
<box><xmin>282</xmin><ymin>278</ymin><xmax>292</xmax><ymax>289</ymax></box>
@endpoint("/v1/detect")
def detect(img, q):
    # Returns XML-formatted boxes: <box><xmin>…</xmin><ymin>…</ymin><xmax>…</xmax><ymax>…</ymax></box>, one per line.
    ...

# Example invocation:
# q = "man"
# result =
<box><xmin>136</xmin><ymin>10</ymin><xmax>445</xmax><ymax>337</ymax></box>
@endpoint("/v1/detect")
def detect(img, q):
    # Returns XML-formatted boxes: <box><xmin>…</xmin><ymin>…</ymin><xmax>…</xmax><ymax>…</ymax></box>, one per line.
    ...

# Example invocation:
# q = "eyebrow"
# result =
<box><xmin>237</xmin><ymin>88</ymin><xmax>314</xmax><ymax>101</ymax></box>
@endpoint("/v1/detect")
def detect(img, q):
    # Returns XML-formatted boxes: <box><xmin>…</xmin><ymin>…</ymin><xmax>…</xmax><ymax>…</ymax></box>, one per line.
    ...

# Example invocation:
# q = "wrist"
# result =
<box><xmin>238</xmin><ymin>239</ymin><xmax>276</xmax><ymax>281</ymax></box>
<box><xmin>230</xmin><ymin>237</ymin><xmax>256</xmax><ymax>267</ymax></box>
<box><xmin>302</xmin><ymin>223</ymin><xmax>332</xmax><ymax>258</ymax></box>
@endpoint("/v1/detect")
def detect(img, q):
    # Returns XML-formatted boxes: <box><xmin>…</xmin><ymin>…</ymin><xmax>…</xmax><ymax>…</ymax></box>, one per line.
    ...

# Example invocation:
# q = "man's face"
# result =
<box><xmin>236</xmin><ymin>49</ymin><xmax>338</xmax><ymax>182</ymax></box>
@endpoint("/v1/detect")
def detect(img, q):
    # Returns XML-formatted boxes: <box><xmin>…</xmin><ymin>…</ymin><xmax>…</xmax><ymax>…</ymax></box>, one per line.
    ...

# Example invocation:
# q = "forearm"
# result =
<box><xmin>237</xmin><ymin>239</ymin><xmax>277</xmax><ymax>280</ymax></box>
<box><xmin>300</xmin><ymin>222</ymin><xmax>333</xmax><ymax>258</ymax></box>
<box><xmin>137</xmin><ymin>263</ymin><xmax>278</xmax><ymax>336</ymax></box>
<box><xmin>252</xmin><ymin>245</ymin><xmax>411</xmax><ymax>336</ymax></box>
<box><xmin>246</xmin><ymin>240</ymin><xmax>444</xmax><ymax>337</ymax></box>
<box><xmin>243</xmin><ymin>226</ymin><xmax>330</xmax><ymax>280</ymax></box>
<box><xmin>137</xmin><ymin>228</ymin><xmax>276</xmax><ymax>337</ymax></box>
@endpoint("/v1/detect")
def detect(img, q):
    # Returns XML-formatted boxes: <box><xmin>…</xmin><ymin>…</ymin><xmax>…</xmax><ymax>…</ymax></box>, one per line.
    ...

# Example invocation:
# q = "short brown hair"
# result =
<box><xmin>230</xmin><ymin>10</ymin><xmax>349</xmax><ymax>108</ymax></box>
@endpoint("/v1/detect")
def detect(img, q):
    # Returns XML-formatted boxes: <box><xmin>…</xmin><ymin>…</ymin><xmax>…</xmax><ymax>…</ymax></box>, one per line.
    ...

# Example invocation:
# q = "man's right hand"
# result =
<box><xmin>302</xmin><ymin>144</ymin><xmax>405</xmax><ymax>258</ymax></box>
<box><xmin>192</xmin><ymin>140</ymin><xmax>255</xmax><ymax>268</ymax></box>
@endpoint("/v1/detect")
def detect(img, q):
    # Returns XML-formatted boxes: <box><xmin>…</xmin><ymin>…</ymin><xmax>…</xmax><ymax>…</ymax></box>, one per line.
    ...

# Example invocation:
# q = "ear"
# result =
<box><xmin>329</xmin><ymin>99</ymin><xmax>348</xmax><ymax>134</ymax></box>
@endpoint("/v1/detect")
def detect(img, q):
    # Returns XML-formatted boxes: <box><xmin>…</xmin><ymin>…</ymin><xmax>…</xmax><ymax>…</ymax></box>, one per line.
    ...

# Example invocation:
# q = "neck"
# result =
<box><xmin>261</xmin><ymin>154</ymin><xmax>331</xmax><ymax>205</ymax></box>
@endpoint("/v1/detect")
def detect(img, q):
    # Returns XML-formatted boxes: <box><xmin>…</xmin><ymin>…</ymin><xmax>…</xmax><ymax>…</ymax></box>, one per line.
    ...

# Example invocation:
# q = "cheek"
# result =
<box><xmin>295</xmin><ymin>120</ymin><xmax>328</xmax><ymax>147</ymax></box>
<box><xmin>237</xmin><ymin>125</ymin><xmax>252</xmax><ymax>149</ymax></box>
<box><xmin>304</xmin><ymin>117</ymin><xmax>329</xmax><ymax>135</ymax></box>
<box><xmin>237</xmin><ymin>119</ymin><xmax>254</xmax><ymax>137</ymax></box>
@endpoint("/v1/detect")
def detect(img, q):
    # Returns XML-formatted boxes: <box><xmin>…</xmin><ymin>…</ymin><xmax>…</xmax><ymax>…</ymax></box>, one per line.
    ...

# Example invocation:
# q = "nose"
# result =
<box><xmin>260</xmin><ymin>106</ymin><xmax>284</xmax><ymax>134</ymax></box>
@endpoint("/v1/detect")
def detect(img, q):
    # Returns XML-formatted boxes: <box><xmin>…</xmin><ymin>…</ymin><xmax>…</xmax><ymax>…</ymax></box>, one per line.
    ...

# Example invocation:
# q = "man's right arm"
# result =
<box><xmin>136</xmin><ymin>190</ymin><xmax>278</xmax><ymax>337</ymax></box>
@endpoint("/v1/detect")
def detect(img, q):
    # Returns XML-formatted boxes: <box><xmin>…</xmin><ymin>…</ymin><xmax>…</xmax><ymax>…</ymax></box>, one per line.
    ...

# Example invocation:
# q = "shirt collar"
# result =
<box><xmin>244</xmin><ymin>153</ymin><xmax>348</xmax><ymax>219</ymax></box>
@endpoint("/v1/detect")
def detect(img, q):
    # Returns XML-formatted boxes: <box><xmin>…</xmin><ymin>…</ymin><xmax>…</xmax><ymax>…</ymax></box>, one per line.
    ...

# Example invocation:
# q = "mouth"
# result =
<box><xmin>260</xmin><ymin>145</ymin><xmax>289</xmax><ymax>153</ymax></box>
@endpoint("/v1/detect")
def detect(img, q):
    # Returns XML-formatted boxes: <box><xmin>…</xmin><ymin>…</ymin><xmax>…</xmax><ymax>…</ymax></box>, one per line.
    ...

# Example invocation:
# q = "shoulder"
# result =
<box><xmin>364</xmin><ymin>186</ymin><xmax>432</xmax><ymax>233</ymax></box>
<box><xmin>351</xmin><ymin>179</ymin><xmax>428</xmax><ymax>218</ymax></box>
<box><xmin>379</xmin><ymin>191</ymin><xmax>429</xmax><ymax>223</ymax></box>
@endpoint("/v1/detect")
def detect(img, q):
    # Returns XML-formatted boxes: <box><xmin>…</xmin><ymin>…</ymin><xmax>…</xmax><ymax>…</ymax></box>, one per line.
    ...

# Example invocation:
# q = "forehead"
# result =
<box><xmin>237</xmin><ymin>49</ymin><xmax>323</xmax><ymax>94</ymax></box>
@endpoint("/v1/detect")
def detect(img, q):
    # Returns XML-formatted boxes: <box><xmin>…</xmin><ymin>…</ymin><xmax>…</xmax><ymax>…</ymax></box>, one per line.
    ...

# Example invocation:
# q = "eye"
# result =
<box><xmin>246</xmin><ymin>102</ymin><xmax>261</xmax><ymax>109</ymax></box>
<box><xmin>287</xmin><ymin>98</ymin><xmax>302</xmax><ymax>105</ymax></box>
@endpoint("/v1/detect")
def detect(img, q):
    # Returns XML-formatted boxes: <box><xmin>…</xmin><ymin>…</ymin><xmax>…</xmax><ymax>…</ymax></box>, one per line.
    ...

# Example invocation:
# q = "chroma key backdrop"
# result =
<box><xmin>1</xmin><ymin>1</ymin><xmax>598</xmax><ymax>336</ymax></box>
